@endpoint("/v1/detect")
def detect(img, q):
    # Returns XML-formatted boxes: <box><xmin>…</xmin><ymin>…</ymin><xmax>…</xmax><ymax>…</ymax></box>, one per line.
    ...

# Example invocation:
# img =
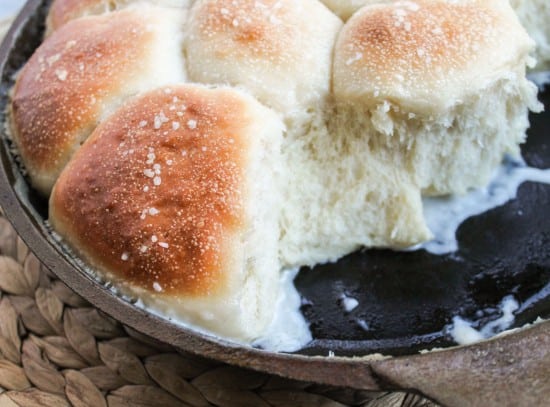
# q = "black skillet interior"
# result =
<box><xmin>1</xmin><ymin>0</ymin><xmax>549</xmax><ymax>358</ymax></box>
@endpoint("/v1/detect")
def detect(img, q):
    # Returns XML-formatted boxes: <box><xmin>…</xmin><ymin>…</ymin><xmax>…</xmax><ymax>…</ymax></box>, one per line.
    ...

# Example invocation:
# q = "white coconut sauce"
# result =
<box><xmin>418</xmin><ymin>156</ymin><xmax>549</xmax><ymax>347</ymax></box>
<box><xmin>339</xmin><ymin>293</ymin><xmax>360</xmax><ymax>313</ymax></box>
<box><xmin>253</xmin><ymin>268</ymin><xmax>312</xmax><ymax>352</ymax></box>
<box><xmin>120</xmin><ymin>268</ymin><xmax>312</xmax><ymax>353</ymax></box>
<box><xmin>517</xmin><ymin>281</ymin><xmax>550</xmax><ymax>313</ymax></box>
<box><xmin>449</xmin><ymin>295</ymin><xmax>519</xmax><ymax>345</ymax></box>
<box><xmin>420</xmin><ymin>158</ymin><xmax>550</xmax><ymax>255</ymax></box>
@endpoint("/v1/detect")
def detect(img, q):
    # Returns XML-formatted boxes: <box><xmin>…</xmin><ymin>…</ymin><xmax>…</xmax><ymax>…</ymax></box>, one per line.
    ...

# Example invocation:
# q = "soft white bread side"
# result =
<box><xmin>10</xmin><ymin>6</ymin><xmax>186</xmax><ymax>195</ymax></box>
<box><xmin>49</xmin><ymin>84</ymin><xmax>284</xmax><ymax>342</ymax></box>
<box><xmin>184</xmin><ymin>0</ymin><xmax>342</xmax><ymax>120</ymax></box>
<box><xmin>333</xmin><ymin>0</ymin><xmax>541</xmax><ymax>195</ymax></box>
<box><xmin>510</xmin><ymin>0</ymin><xmax>550</xmax><ymax>70</ymax></box>
<box><xmin>279</xmin><ymin>114</ymin><xmax>431</xmax><ymax>267</ymax></box>
<box><xmin>46</xmin><ymin>0</ymin><xmax>192</xmax><ymax>34</ymax></box>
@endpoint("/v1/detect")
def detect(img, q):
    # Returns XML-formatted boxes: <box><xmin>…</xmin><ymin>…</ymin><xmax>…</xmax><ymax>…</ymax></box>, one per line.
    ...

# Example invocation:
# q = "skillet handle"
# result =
<box><xmin>369</xmin><ymin>322</ymin><xmax>550</xmax><ymax>407</ymax></box>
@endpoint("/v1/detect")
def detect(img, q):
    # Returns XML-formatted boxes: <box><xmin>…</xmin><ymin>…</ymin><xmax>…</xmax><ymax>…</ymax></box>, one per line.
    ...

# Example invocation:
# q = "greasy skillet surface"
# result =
<box><xmin>0</xmin><ymin>0</ymin><xmax>549</xmax><ymax>392</ymax></box>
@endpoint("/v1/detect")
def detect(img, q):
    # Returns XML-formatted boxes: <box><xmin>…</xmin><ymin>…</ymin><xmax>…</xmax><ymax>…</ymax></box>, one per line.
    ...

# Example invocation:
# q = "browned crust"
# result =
<box><xmin>334</xmin><ymin>0</ymin><xmax>509</xmax><ymax>98</ymax></box>
<box><xmin>189</xmin><ymin>0</ymin><xmax>299</xmax><ymax>60</ymax></box>
<box><xmin>11</xmin><ymin>9</ymin><xmax>160</xmax><ymax>193</ymax></box>
<box><xmin>351</xmin><ymin>2</ymin><xmax>494</xmax><ymax>69</ymax></box>
<box><xmin>50</xmin><ymin>85</ymin><xmax>254</xmax><ymax>297</ymax></box>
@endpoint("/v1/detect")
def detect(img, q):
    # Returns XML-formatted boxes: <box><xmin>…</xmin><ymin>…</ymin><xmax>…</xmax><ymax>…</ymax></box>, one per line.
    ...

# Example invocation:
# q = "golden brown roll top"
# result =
<box><xmin>333</xmin><ymin>0</ymin><xmax>534</xmax><ymax>115</ymax></box>
<box><xmin>10</xmin><ymin>6</ymin><xmax>186</xmax><ymax>195</ymax></box>
<box><xmin>184</xmin><ymin>0</ymin><xmax>342</xmax><ymax>118</ymax></box>
<box><xmin>323</xmin><ymin>0</ymin><xmax>550</xmax><ymax>71</ymax></box>
<box><xmin>50</xmin><ymin>84</ymin><xmax>284</xmax><ymax>341</ymax></box>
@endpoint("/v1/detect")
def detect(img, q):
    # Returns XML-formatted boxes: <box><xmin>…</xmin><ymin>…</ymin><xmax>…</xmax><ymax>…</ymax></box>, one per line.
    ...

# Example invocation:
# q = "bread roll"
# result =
<box><xmin>184</xmin><ymin>0</ymin><xmax>342</xmax><ymax>120</ymax></box>
<box><xmin>10</xmin><ymin>7</ymin><xmax>186</xmax><ymax>195</ymax></box>
<box><xmin>46</xmin><ymin>0</ymin><xmax>191</xmax><ymax>34</ymax></box>
<box><xmin>333</xmin><ymin>0</ymin><xmax>541</xmax><ymax>195</ymax></box>
<box><xmin>49</xmin><ymin>84</ymin><xmax>284</xmax><ymax>342</ymax></box>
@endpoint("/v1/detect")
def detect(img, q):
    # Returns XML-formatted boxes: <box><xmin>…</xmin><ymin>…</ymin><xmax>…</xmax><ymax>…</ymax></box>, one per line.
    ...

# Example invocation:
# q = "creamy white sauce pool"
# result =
<box><xmin>421</xmin><ymin>158</ymin><xmax>549</xmax><ymax>346</ymax></box>
<box><xmin>420</xmin><ymin>158</ymin><xmax>550</xmax><ymax>255</ymax></box>
<box><xmin>449</xmin><ymin>296</ymin><xmax>519</xmax><ymax>345</ymax></box>
<box><xmin>339</xmin><ymin>293</ymin><xmax>359</xmax><ymax>313</ymax></box>
<box><xmin>123</xmin><ymin>268</ymin><xmax>311</xmax><ymax>353</ymax></box>
<box><xmin>253</xmin><ymin>268</ymin><xmax>312</xmax><ymax>352</ymax></box>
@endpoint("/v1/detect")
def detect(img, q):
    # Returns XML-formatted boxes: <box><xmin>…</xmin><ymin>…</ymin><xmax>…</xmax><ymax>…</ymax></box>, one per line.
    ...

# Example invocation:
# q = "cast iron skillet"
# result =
<box><xmin>0</xmin><ymin>1</ymin><xmax>549</xmax><ymax>405</ymax></box>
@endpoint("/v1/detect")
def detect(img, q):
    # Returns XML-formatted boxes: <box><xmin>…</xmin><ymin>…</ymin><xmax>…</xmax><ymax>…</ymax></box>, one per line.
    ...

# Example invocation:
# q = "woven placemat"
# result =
<box><xmin>0</xmin><ymin>214</ymin><xmax>441</xmax><ymax>407</ymax></box>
